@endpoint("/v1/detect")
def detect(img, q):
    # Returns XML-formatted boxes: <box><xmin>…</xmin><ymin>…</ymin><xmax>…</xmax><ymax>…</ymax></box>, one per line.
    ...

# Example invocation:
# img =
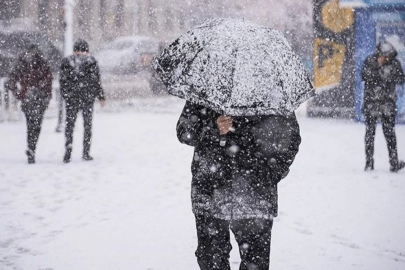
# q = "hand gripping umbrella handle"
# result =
<box><xmin>219</xmin><ymin>126</ymin><xmax>235</xmax><ymax>147</ymax></box>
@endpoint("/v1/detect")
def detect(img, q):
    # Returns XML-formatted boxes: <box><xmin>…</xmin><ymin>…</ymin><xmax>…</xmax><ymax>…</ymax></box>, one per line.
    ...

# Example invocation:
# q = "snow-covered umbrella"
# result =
<box><xmin>151</xmin><ymin>18</ymin><xmax>315</xmax><ymax>116</ymax></box>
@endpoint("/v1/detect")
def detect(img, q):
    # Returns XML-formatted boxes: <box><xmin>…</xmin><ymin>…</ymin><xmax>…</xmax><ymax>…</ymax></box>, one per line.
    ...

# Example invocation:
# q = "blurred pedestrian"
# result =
<box><xmin>6</xmin><ymin>44</ymin><xmax>53</xmax><ymax>164</ymax></box>
<box><xmin>361</xmin><ymin>42</ymin><xmax>405</xmax><ymax>172</ymax></box>
<box><xmin>59</xmin><ymin>39</ymin><xmax>105</xmax><ymax>163</ymax></box>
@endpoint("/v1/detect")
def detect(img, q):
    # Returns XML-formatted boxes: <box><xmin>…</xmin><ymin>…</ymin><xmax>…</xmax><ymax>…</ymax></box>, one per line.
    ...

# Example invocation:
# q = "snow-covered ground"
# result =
<box><xmin>0</xmin><ymin>96</ymin><xmax>404</xmax><ymax>270</ymax></box>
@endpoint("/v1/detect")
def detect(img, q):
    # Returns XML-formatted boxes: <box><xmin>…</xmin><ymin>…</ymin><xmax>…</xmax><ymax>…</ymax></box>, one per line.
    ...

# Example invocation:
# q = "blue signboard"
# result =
<box><xmin>354</xmin><ymin>6</ymin><xmax>405</xmax><ymax>123</ymax></box>
<box><xmin>340</xmin><ymin>0</ymin><xmax>405</xmax><ymax>7</ymax></box>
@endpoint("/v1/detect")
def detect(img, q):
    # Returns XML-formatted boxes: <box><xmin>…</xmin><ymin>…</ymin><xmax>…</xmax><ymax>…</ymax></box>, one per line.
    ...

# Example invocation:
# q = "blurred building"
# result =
<box><xmin>0</xmin><ymin>0</ymin><xmax>244</xmax><ymax>50</ymax></box>
<box><xmin>0</xmin><ymin>0</ymin><xmax>312</xmax><ymax>54</ymax></box>
<box><xmin>309</xmin><ymin>0</ymin><xmax>405</xmax><ymax>122</ymax></box>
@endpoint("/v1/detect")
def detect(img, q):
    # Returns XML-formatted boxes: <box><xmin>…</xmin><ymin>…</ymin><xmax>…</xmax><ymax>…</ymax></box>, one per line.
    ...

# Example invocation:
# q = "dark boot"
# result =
<box><xmin>82</xmin><ymin>153</ymin><xmax>93</xmax><ymax>161</ymax></box>
<box><xmin>390</xmin><ymin>160</ymin><xmax>405</xmax><ymax>173</ymax></box>
<box><xmin>365</xmin><ymin>158</ymin><xmax>374</xmax><ymax>171</ymax></box>
<box><xmin>82</xmin><ymin>144</ymin><xmax>93</xmax><ymax>161</ymax></box>
<box><xmin>26</xmin><ymin>149</ymin><xmax>35</xmax><ymax>164</ymax></box>
<box><xmin>63</xmin><ymin>149</ymin><xmax>72</xmax><ymax>163</ymax></box>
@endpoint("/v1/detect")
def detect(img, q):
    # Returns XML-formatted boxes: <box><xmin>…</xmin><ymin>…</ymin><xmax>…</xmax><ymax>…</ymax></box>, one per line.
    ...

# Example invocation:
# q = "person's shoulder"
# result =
<box><xmin>88</xmin><ymin>54</ymin><xmax>97</xmax><ymax>61</ymax></box>
<box><xmin>64</xmin><ymin>54</ymin><xmax>76</xmax><ymax>60</ymax></box>
<box><xmin>391</xmin><ymin>58</ymin><xmax>402</xmax><ymax>66</ymax></box>
<box><xmin>80</xmin><ymin>55</ymin><xmax>98</xmax><ymax>68</ymax></box>
<box><xmin>61</xmin><ymin>55</ymin><xmax>74</xmax><ymax>65</ymax></box>
<box><xmin>85</xmin><ymin>54</ymin><xmax>97</xmax><ymax>63</ymax></box>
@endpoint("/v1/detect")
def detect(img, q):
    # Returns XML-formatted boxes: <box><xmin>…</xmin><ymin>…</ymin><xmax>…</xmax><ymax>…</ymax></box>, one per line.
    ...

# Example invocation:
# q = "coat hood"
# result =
<box><xmin>74</xmin><ymin>39</ymin><xmax>90</xmax><ymax>53</ymax></box>
<box><xmin>20</xmin><ymin>44</ymin><xmax>49</xmax><ymax>69</ymax></box>
<box><xmin>376</xmin><ymin>42</ymin><xmax>397</xmax><ymax>59</ymax></box>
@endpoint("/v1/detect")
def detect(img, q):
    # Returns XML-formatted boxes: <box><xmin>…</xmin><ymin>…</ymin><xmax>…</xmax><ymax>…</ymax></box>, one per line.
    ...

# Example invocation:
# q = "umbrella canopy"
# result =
<box><xmin>152</xmin><ymin>18</ymin><xmax>315</xmax><ymax>116</ymax></box>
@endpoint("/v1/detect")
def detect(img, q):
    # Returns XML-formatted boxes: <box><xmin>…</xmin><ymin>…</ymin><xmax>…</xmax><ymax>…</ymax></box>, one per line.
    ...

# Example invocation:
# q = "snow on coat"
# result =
<box><xmin>177</xmin><ymin>101</ymin><xmax>301</xmax><ymax>220</ymax></box>
<box><xmin>7</xmin><ymin>49</ymin><xmax>53</xmax><ymax>101</ymax></box>
<box><xmin>59</xmin><ymin>54</ymin><xmax>105</xmax><ymax>104</ymax></box>
<box><xmin>361</xmin><ymin>44</ymin><xmax>405</xmax><ymax>116</ymax></box>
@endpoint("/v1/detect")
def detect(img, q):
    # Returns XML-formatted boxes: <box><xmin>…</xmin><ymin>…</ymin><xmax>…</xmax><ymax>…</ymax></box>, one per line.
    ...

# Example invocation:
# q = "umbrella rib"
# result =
<box><xmin>183</xmin><ymin>47</ymin><xmax>205</xmax><ymax>78</ymax></box>
<box><xmin>228</xmin><ymin>47</ymin><xmax>238</xmax><ymax>110</ymax></box>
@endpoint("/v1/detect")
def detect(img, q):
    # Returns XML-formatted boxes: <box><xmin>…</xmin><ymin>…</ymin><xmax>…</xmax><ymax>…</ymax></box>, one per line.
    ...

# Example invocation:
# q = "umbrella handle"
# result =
<box><xmin>219</xmin><ymin>126</ymin><xmax>235</xmax><ymax>147</ymax></box>
<box><xmin>219</xmin><ymin>135</ymin><xmax>226</xmax><ymax>147</ymax></box>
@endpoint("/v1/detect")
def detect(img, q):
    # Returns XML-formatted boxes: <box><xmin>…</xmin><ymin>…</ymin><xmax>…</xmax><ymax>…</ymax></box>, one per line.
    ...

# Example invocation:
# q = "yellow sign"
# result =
<box><xmin>322</xmin><ymin>0</ymin><xmax>354</xmax><ymax>33</ymax></box>
<box><xmin>313</xmin><ymin>38</ymin><xmax>346</xmax><ymax>90</ymax></box>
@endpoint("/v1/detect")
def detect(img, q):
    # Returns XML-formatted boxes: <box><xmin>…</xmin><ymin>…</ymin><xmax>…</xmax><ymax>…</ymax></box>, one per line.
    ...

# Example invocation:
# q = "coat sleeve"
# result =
<box><xmin>266</xmin><ymin>114</ymin><xmax>301</xmax><ymax>185</ymax></box>
<box><xmin>92</xmin><ymin>59</ymin><xmax>105</xmax><ymax>101</ymax></box>
<box><xmin>176</xmin><ymin>101</ymin><xmax>220</xmax><ymax>147</ymax></box>
<box><xmin>393</xmin><ymin>59</ymin><xmax>405</xmax><ymax>85</ymax></box>
<box><xmin>59</xmin><ymin>57</ymin><xmax>71</xmax><ymax>99</ymax></box>
<box><xmin>361</xmin><ymin>56</ymin><xmax>379</xmax><ymax>109</ymax></box>
<box><xmin>6</xmin><ymin>58</ymin><xmax>23</xmax><ymax>100</ymax></box>
<box><xmin>39</xmin><ymin>63</ymin><xmax>53</xmax><ymax>98</ymax></box>
<box><xmin>361</xmin><ymin>56</ymin><xmax>376</xmax><ymax>83</ymax></box>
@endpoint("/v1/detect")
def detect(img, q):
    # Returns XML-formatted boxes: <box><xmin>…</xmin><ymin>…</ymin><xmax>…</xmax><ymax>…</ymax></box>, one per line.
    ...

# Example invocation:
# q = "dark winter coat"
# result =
<box><xmin>7</xmin><ymin>50</ymin><xmax>53</xmax><ymax>101</ymax></box>
<box><xmin>59</xmin><ymin>54</ymin><xmax>105</xmax><ymax>105</ymax></box>
<box><xmin>361</xmin><ymin>47</ymin><xmax>405</xmax><ymax>116</ymax></box>
<box><xmin>177</xmin><ymin>101</ymin><xmax>301</xmax><ymax>220</ymax></box>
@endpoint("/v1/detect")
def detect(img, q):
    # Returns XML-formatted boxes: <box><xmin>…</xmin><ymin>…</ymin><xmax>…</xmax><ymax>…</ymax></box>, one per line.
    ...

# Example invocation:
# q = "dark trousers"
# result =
<box><xmin>55</xmin><ymin>88</ymin><xmax>64</xmax><ymax>130</ymax></box>
<box><xmin>65</xmin><ymin>102</ymin><xmax>94</xmax><ymax>156</ymax></box>
<box><xmin>365</xmin><ymin>114</ymin><xmax>399</xmax><ymax>166</ymax></box>
<box><xmin>195</xmin><ymin>215</ymin><xmax>273</xmax><ymax>270</ymax></box>
<box><xmin>22</xmin><ymin>95</ymin><xmax>48</xmax><ymax>152</ymax></box>
<box><xmin>24</xmin><ymin>106</ymin><xmax>46</xmax><ymax>152</ymax></box>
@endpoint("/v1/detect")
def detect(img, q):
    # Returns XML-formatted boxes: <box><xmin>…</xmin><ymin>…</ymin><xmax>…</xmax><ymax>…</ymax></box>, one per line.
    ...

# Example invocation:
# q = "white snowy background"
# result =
<box><xmin>0</xmin><ymin>96</ymin><xmax>404</xmax><ymax>270</ymax></box>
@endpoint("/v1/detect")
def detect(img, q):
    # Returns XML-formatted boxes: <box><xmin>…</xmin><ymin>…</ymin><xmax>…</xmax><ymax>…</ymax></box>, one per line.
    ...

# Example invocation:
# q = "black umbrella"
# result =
<box><xmin>152</xmin><ymin>18</ymin><xmax>315</xmax><ymax>116</ymax></box>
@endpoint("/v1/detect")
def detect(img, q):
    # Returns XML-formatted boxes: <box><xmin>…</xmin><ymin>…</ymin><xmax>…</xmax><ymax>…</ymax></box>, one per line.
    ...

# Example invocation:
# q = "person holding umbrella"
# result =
<box><xmin>152</xmin><ymin>18</ymin><xmax>314</xmax><ymax>270</ymax></box>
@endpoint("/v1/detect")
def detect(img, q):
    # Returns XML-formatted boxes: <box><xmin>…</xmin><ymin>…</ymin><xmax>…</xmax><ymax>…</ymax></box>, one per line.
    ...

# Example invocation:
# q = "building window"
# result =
<box><xmin>164</xmin><ymin>9</ymin><xmax>173</xmax><ymax>31</ymax></box>
<box><xmin>0</xmin><ymin>0</ymin><xmax>20</xmax><ymax>21</ymax></box>
<box><xmin>137</xmin><ymin>2</ymin><xmax>143</xmax><ymax>32</ymax></box>
<box><xmin>77</xmin><ymin>0</ymin><xmax>90</xmax><ymax>35</ymax></box>
<box><xmin>39</xmin><ymin>0</ymin><xmax>49</xmax><ymax>27</ymax></box>
<box><xmin>148</xmin><ymin>0</ymin><xmax>156</xmax><ymax>31</ymax></box>
<box><xmin>115</xmin><ymin>0</ymin><xmax>124</xmax><ymax>28</ymax></box>
<box><xmin>58</xmin><ymin>0</ymin><xmax>64</xmax><ymax>25</ymax></box>
<box><xmin>100</xmin><ymin>0</ymin><xmax>106</xmax><ymax>27</ymax></box>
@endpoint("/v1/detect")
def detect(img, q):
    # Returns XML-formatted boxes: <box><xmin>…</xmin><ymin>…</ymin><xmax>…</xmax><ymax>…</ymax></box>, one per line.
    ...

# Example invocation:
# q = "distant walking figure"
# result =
<box><xmin>60</xmin><ymin>39</ymin><xmax>105</xmax><ymax>163</ymax></box>
<box><xmin>361</xmin><ymin>42</ymin><xmax>405</xmax><ymax>172</ymax></box>
<box><xmin>7</xmin><ymin>44</ymin><xmax>53</xmax><ymax>164</ymax></box>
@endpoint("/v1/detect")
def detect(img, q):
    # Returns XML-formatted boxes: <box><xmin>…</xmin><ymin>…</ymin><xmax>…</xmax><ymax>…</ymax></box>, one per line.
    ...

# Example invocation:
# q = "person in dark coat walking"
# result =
<box><xmin>7</xmin><ymin>44</ymin><xmax>53</xmax><ymax>164</ymax></box>
<box><xmin>59</xmin><ymin>39</ymin><xmax>105</xmax><ymax>163</ymax></box>
<box><xmin>177</xmin><ymin>101</ymin><xmax>301</xmax><ymax>270</ymax></box>
<box><xmin>361</xmin><ymin>42</ymin><xmax>405</xmax><ymax>172</ymax></box>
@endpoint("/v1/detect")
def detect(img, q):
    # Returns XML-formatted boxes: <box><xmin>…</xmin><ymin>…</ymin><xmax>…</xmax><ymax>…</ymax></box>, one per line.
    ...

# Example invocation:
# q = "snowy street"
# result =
<box><xmin>0</xmin><ymin>96</ymin><xmax>405</xmax><ymax>270</ymax></box>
